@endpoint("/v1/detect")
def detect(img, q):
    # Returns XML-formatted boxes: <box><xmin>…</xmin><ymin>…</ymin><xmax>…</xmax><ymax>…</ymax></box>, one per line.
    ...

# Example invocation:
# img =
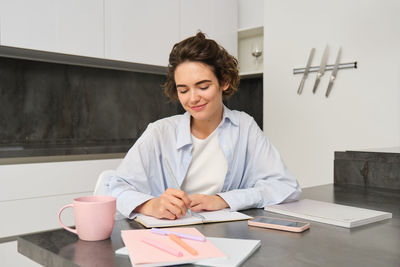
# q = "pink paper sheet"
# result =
<box><xmin>121</xmin><ymin>227</ymin><xmax>226</xmax><ymax>266</ymax></box>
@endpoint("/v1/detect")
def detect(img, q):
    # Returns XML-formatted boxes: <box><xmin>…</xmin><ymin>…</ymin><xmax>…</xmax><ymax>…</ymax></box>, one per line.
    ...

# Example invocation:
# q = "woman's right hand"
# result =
<box><xmin>134</xmin><ymin>188</ymin><xmax>191</xmax><ymax>220</ymax></box>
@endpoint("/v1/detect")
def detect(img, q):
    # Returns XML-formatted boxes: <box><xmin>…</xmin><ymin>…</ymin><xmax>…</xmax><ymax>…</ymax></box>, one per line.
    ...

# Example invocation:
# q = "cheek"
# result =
<box><xmin>206</xmin><ymin>89</ymin><xmax>223</xmax><ymax>102</ymax></box>
<box><xmin>177</xmin><ymin>94</ymin><xmax>187</xmax><ymax>106</ymax></box>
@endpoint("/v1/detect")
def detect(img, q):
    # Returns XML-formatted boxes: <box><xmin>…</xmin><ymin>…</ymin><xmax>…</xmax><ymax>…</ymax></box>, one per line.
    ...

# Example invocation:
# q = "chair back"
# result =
<box><xmin>94</xmin><ymin>170</ymin><xmax>116</xmax><ymax>196</ymax></box>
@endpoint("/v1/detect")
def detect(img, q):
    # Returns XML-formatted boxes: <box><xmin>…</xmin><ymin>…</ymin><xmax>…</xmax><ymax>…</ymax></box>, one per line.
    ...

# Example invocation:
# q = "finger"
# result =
<box><xmin>152</xmin><ymin>199</ymin><xmax>177</xmax><ymax>220</ymax></box>
<box><xmin>188</xmin><ymin>194</ymin><xmax>204</xmax><ymax>207</ymax></box>
<box><xmin>162</xmin><ymin>194</ymin><xmax>187</xmax><ymax>217</ymax></box>
<box><xmin>188</xmin><ymin>195</ymin><xmax>205</xmax><ymax>211</ymax></box>
<box><xmin>166</xmin><ymin>188</ymin><xmax>191</xmax><ymax>208</ymax></box>
<box><xmin>190</xmin><ymin>203</ymin><xmax>204</xmax><ymax>212</ymax></box>
<box><xmin>159</xmin><ymin>209</ymin><xmax>176</xmax><ymax>220</ymax></box>
<box><xmin>158</xmin><ymin>198</ymin><xmax>183</xmax><ymax>218</ymax></box>
<box><xmin>165</xmin><ymin>188</ymin><xmax>182</xmax><ymax>195</ymax></box>
<box><xmin>188</xmin><ymin>198</ymin><xmax>201</xmax><ymax>208</ymax></box>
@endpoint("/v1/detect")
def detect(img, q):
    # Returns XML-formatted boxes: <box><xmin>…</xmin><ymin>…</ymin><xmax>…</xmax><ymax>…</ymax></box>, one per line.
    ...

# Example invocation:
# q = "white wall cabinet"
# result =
<box><xmin>0</xmin><ymin>0</ymin><xmax>237</xmax><ymax>67</ymax></box>
<box><xmin>180</xmin><ymin>0</ymin><xmax>238</xmax><ymax>58</ymax></box>
<box><xmin>238</xmin><ymin>26</ymin><xmax>264</xmax><ymax>76</ymax></box>
<box><xmin>0</xmin><ymin>158</ymin><xmax>121</xmax><ymax>238</ymax></box>
<box><xmin>105</xmin><ymin>0</ymin><xmax>180</xmax><ymax>67</ymax></box>
<box><xmin>237</xmin><ymin>0</ymin><xmax>264</xmax><ymax>76</ymax></box>
<box><xmin>1</xmin><ymin>241</ymin><xmax>40</xmax><ymax>267</ymax></box>
<box><xmin>0</xmin><ymin>0</ymin><xmax>104</xmax><ymax>58</ymax></box>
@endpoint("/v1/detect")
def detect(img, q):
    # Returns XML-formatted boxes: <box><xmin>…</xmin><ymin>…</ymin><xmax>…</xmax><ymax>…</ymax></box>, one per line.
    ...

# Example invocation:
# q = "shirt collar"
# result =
<box><xmin>222</xmin><ymin>104</ymin><xmax>239</xmax><ymax>127</ymax></box>
<box><xmin>176</xmin><ymin>112</ymin><xmax>192</xmax><ymax>150</ymax></box>
<box><xmin>175</xmin><ymin>105</ymin><xmax>239</xmax><ymax>150</ymax></box>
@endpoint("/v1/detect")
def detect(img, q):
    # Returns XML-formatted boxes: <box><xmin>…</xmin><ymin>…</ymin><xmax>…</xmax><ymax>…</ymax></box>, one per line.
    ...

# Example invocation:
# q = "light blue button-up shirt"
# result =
<box><xmin>110</xmin><ymin>106</ymin><xmax>301</xmax><ymax>218</ymax></box>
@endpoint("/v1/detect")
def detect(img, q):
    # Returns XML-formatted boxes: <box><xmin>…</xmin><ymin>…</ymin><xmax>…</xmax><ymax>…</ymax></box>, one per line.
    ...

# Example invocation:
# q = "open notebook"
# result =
<box><xmin>134</xmin><ymin>209</ymin><xmax>252</xmax><ymax>228</ymax></box>
<box><xmin>264</xmin><ymin>199</ymin><xmax>392</xmax><ymax>228</ymax></box>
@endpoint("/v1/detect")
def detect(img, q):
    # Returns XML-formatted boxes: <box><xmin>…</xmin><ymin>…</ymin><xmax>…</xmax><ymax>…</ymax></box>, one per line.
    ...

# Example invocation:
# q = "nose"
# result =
<box><xmin>189</xmin><ymin>88</ymin><xmax>200</xmax><ymax>103</ymax></box>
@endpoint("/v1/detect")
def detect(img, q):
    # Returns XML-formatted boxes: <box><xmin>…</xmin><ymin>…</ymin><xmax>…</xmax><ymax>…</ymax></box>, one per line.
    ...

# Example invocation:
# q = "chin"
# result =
<box><xmin>189</xmin><ymin>112</ymin><xmax>208</xmax><ymax>121</ymax></box>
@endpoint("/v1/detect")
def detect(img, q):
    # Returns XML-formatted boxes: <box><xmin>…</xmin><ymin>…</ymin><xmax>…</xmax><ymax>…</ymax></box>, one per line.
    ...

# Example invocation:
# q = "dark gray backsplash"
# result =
<box><xmin>0</xmin><ymin>56</ymin><xmax>262</xmax><ymax>157</ymax></box>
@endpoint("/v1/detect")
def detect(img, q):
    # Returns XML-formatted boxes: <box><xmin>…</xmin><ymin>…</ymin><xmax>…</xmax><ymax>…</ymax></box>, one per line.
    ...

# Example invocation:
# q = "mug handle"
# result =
<box><xmin>58</xmin><ymin>204</ymin><xmax>77</xmax><ymax>234</ymax></box>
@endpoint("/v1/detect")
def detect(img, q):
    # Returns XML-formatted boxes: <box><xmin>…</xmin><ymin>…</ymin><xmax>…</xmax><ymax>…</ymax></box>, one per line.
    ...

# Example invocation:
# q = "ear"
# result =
<box><xmin>221</xmin><ymin>81</ymin><xmax>229</xmax><ymax>91</ymax></box>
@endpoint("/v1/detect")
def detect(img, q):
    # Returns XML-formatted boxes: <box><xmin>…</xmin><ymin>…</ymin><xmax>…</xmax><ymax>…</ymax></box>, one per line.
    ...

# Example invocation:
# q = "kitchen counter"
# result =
<box><xmin>334</xmin><ymin>148</ymin><xmax>400</xmax><ymax>190</ymax></box>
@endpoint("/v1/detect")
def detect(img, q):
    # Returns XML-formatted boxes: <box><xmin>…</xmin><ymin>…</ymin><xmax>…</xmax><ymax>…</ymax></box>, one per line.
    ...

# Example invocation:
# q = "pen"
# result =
<box><xmin>141</xmin><ymin>237</ymin><xmax>183</xmax><ymax>257</ymax></box>
<box><xmin>164</xmin><ymin>160</ymin><xmax>192</xmax><ymax>216</ymax></box>
<box><xmin>169</xmin><ymin>234</ymin><xmax>198</xmax><ymax>255</ymax></box>
<box><xmin>151</xmin><ymin>228</ymin><xmax>206</xmax><ymax>242</ymax></box>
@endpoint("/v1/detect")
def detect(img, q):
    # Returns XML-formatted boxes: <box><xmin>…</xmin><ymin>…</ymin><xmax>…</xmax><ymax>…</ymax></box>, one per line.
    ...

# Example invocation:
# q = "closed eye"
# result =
<box><xmin>178</xmin><ymin>89</ymin><xmax>188</xmax><ymax>94</ymax></box>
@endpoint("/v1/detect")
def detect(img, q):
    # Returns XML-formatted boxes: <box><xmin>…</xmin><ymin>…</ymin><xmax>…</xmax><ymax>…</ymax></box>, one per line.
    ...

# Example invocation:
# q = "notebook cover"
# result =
<box><xmin>264</xmin><ymin>199</ymin><xmax>392</xmax><ymax>228</ymax></box>
<box><xmin>121</xmin><ymin>228</ymin><xmax>226</xmax><ymax>266</ymax></box>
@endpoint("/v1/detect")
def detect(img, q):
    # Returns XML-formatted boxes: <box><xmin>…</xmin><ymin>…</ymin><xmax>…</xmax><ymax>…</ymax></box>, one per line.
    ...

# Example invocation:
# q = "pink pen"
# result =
<box><xmin>141</xmin><ymin>237</ymin><xmax>183</xmax><ymax>257</ymax></box>
<box><xmin>151</xmin><ymin>228</ymin><xmax>206</xmax><ymax>242</ymax></box>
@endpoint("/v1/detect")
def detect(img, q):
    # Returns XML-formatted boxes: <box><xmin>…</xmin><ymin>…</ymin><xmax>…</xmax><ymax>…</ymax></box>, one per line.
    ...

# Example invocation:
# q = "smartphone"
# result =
<box><xmin>248</xmin><ymin>216</ymin><xmax>310</xmax><ymax>232</ymax></box>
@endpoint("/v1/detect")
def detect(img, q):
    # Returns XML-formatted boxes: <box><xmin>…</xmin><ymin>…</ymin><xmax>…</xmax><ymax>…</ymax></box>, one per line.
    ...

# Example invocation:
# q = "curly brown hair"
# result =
<box><xmin>163</xmin><ymin>32</ymin><xmax>240</xmax><ymax>101</ymax></box>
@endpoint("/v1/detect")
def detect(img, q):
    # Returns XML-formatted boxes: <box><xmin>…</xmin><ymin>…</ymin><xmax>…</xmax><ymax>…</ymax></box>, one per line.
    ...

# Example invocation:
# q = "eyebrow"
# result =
<box><xmin>176</xmin><ymin>80</ymin><xmax>212</xmax><ymax>88</ymax></box>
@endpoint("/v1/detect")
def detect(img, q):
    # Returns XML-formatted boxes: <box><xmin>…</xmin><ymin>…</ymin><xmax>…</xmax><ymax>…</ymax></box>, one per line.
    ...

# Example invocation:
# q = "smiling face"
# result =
<box><xmin>175</xmin><ymin>61</ymin><xmax>228</xmax><ymax>131</ymax></box>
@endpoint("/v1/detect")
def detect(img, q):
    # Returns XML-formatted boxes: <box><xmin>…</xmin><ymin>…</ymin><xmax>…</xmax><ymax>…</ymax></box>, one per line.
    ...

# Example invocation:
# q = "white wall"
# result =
<box><xmin>263</xmin><ymin>0</ymin><xmax>400</xmax><ymax>188</ymax></box>
<box><xmin>238</xmin><ymin>0</ymin><xmax>264</xmax><ymax>29</ymax></box>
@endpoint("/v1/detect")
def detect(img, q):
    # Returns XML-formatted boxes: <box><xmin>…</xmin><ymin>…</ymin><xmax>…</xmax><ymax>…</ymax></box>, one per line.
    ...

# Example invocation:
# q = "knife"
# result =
<box><xmin>312</xmin><ymin>45</ymin><xmax>329</xmax><ymax>94</ymax></box>
<box><xmin>325</xmin><ymin>47</ymin><xmax>341</xmax><ymax>97</ymax></box>
<box><xmin>297</xmin><ymin>48</ymin><xmax>315</xmax><ymax>95</ymax></box>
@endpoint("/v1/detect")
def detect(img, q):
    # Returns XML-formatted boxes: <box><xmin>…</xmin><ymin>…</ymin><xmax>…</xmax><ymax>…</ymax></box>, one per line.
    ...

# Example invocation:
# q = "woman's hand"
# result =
<box><xmin>188</xmin><ymin>194</ymin><xmax>229</xmax><ymax>212</ymax></box>
<box><xmin>134</xmin><ymin>188</ymin><xmax>191</xmax><ymax>220</ymax></box>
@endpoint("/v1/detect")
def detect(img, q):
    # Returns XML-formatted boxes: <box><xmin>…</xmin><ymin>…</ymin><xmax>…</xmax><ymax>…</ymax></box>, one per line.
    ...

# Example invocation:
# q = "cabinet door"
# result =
<box><xmin>0</xmin><ymin>0</ymin><xmax>58</xmax><ymax>52</ymax></box>
<box><xmin>180</xmin><ymin>0</ymin><xmax>238</xmax><ymax>57</ymax></box>
<box><xmin>105</xmin><ymin>0</ymin><xmax>180</xmax><ymax>67</ymax></box>
<box><xmin>0</xmin><ymin>0</ymin><xmax>104</xmax><ymax>58</ymax></box>
<box><xmin>56</xmin><ymin>0</ymin><xmax>104</xmax><ymax>58</ymax></box>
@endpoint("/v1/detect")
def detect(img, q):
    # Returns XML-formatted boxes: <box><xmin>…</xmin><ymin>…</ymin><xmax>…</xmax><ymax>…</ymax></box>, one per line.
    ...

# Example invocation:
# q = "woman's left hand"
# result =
<box><xmin>188</xmin><ymin>194</ymin><xmax>229</xmax><ymax>212</ymax></box>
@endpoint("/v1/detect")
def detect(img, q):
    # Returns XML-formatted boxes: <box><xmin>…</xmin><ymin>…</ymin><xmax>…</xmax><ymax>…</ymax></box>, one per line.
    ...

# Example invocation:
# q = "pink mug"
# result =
<box><xmin>58</xmin><ymin>195</ymin><xmax>116</xmax><ymax>241</ymax></box>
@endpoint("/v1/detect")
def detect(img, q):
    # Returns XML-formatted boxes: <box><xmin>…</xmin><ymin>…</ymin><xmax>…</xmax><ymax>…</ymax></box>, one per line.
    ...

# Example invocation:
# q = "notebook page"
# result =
<box><xmin>199</xmin><ymin>209</ymin><xmax>252</xmax><ymax>223</ymax></box>
<box><xmin>135</xmin><ymin>213</ymin><xmax>204</xmax><ymax>228</ymax></box>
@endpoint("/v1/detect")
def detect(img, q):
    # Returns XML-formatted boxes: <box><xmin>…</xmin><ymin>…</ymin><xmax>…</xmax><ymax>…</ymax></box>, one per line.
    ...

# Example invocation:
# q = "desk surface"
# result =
<box><xmin>18</xmin><ymin>184</ymin><xmax>400</xmax><ymax>267</ymax></box>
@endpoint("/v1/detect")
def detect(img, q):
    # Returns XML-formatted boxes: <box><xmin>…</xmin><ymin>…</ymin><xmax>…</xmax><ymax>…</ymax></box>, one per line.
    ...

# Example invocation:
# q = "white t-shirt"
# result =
<box><xmin>181</xmin><ymin>129</ymin><xmax>227</xmax><ymax>195</ymax></box>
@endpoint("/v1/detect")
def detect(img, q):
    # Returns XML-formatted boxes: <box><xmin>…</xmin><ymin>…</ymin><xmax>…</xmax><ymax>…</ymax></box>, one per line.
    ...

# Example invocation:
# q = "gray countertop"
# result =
<box><xmin>18</xmin><ymin>184</ymin><xmax>400</xmax><ymax>267</ymax></box>
<box><xmin>347</xmin><ymin>146</ymin><xmax>400</xmax><ymax>153</ymax></box>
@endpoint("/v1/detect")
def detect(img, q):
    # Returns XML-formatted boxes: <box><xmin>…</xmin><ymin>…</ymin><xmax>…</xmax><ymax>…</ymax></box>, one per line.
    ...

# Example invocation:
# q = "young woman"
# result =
<box><xmin>110</xmin><ymin>32</ymin><xmax>301</xmax><ymax>219</ymax></box>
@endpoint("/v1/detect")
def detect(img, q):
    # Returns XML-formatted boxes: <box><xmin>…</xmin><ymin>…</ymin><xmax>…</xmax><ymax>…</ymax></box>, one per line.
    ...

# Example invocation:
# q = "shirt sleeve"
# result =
<box><xmin>218</xmin><ymin>118</ymin><xmax>301</xmax><ymax>211</ymax></box>
<box><xmin>109</xmin><ymin>125</ymin><xmax>156</xmax><ymax>219</ymax></box>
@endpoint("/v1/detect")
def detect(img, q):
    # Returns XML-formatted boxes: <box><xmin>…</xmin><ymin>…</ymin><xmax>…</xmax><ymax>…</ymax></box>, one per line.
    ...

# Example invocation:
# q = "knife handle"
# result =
<box><xmin>312</xmin><ymin>77</ymin><xmax>320</xmax><ymax>94</ymax></box>
<box><xmin>326</xmin><ymin>82</ymin><xmax>334</xmax><ymax>97</ymax></box>
<box><xmin>297</xmin><ymin>79</ymin><xmax>305</xmax><ymax>95</ymax></box>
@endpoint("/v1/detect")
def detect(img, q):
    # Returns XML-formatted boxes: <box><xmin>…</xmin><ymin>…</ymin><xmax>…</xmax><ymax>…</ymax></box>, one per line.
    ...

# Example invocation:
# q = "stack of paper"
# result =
<box><xmin>264</xmin><ymin>199</ymin><xmax>392</xmax><ymax>228</ymax></box>
<box><xmin>134</xmin><ymin>209</ymin><xmax>252</xmax><ymax>228</ymax></box>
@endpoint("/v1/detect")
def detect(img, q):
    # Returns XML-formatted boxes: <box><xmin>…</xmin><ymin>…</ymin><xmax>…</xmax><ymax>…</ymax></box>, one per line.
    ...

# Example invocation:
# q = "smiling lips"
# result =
<box><xmin>191</xmin><ymin>103</ymin><xmax>207</xmax><ymax>111</ymax></box>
